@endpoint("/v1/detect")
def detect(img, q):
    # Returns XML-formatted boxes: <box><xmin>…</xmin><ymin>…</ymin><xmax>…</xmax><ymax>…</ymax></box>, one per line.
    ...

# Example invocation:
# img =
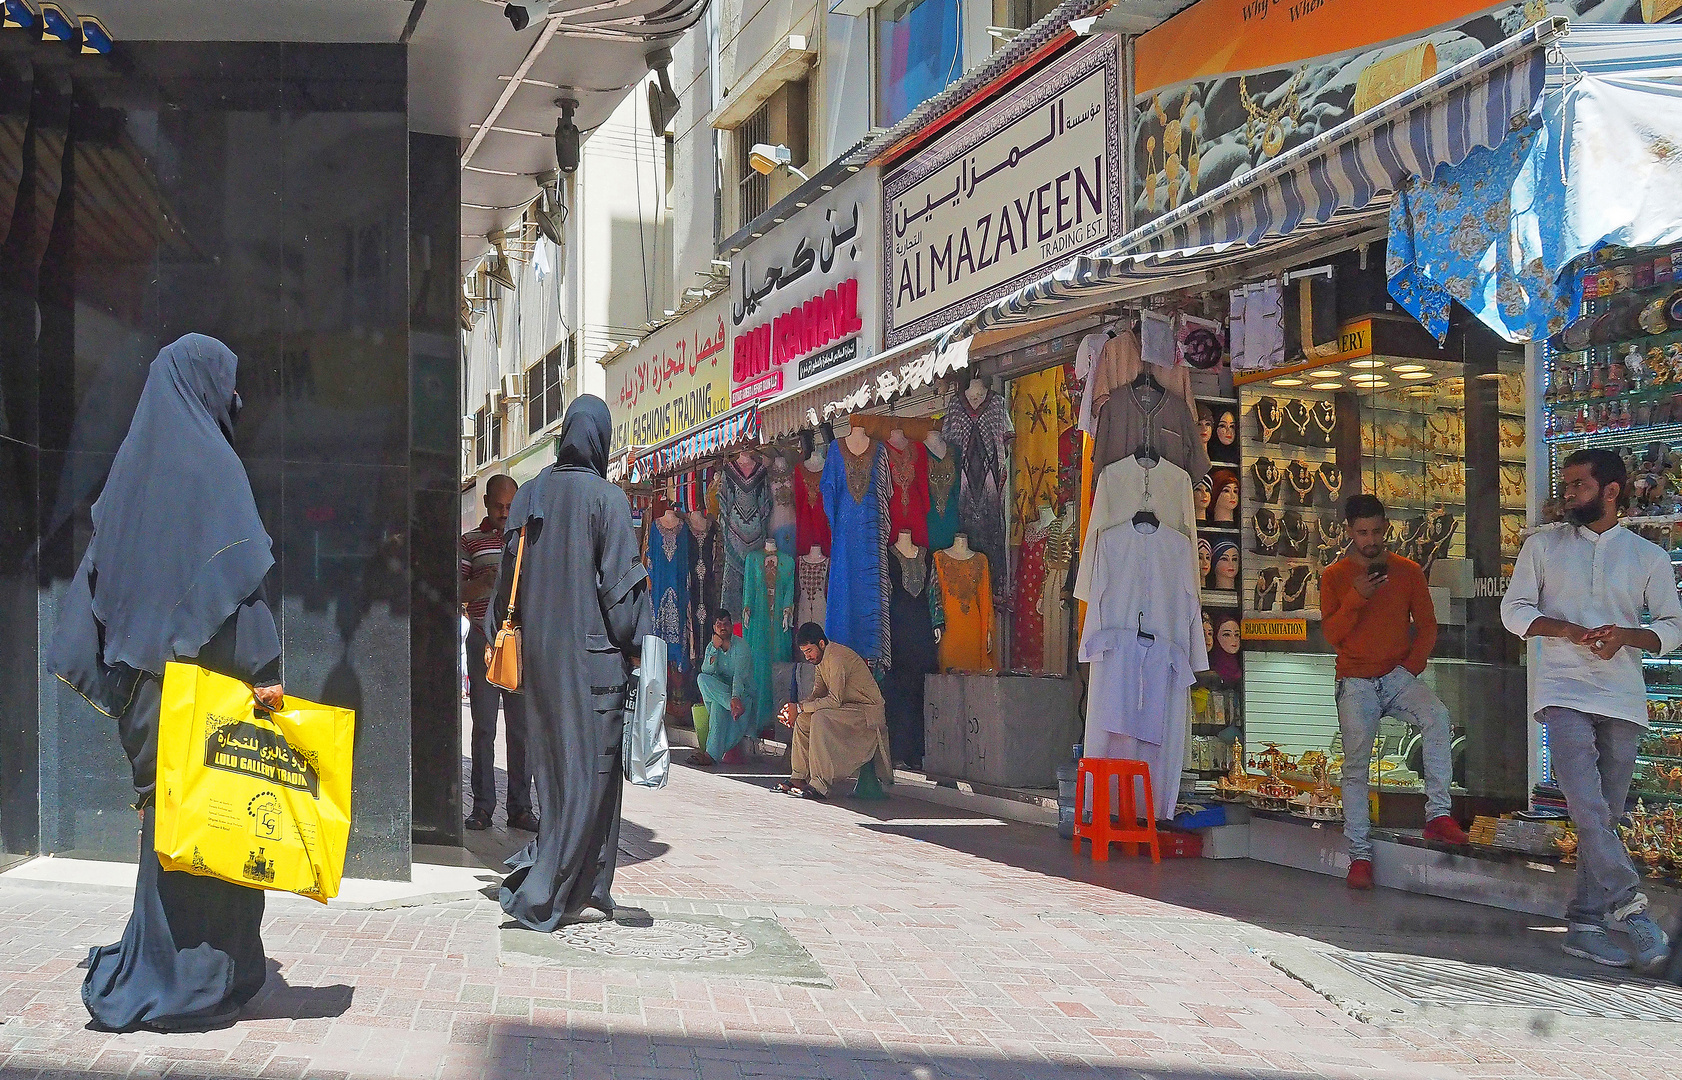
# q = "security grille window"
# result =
<box><xmin>474</xmin><ymin>406</ymin><xmax>490</xmax><ymax>466</ymax></box>
<box><xmin>488</xmin><ymin>408</ymin><xmax>502</xmax><ymax>463</ymax></box>
<box><xmin>526</xmin><ymin>339</ymin><xmax>570</xmax><ymax>436</ymax></box>
<box><xmin>738</xmin><ymin>103</ymin><xmax>770</xmax><ymax>226</ymax></box>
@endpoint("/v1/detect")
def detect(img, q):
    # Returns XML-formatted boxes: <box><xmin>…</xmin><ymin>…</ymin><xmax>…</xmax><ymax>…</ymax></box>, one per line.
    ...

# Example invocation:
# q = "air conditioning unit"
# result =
<box><xmin>486</xmin><ymin>389</ymin><xmax>502</xmax><ymax>412</ymax></box>
<box><xmin>461</xmin><ymin>415</ymin><xmax>475</xmax><ymax>439</ymax></box>
<box><xmin>502</xmin><ymin>373</ymin><xmax>525</xmax><ymax>401</ymax></box>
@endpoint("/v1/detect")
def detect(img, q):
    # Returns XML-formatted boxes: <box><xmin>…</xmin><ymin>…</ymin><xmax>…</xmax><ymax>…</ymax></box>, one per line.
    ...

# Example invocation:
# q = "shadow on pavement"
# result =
<box><xmin>241</xmin><ymin>961</ymin><xmax>354</xmax><ymax>1022</ymax></box>
<box><xmin>678</xmin><ymin>745</ymin><xmax>1620</xmax><ymax>983</ymax></box>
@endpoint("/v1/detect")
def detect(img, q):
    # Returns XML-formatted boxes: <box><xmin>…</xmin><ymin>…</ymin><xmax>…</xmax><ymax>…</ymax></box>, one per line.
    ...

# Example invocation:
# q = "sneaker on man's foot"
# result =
<box><xmin>1563</xmin><ymin>924</ymin><xmax>1632</xmax><ymax>967</ymax></box>
<box><xmin>1613</xmin><ymin>896</ymin><xmax>1672</xmax><ymax>971</ymax></box>
<box><xmin>1346</xmin><ymin>859</ymin><xmax>1374</xmax><ymax>890</ymax></box>
<box><xmin>1422</xmin><ymin>815</ymin><xmax>1468</xmax><ymax>845</ymax></box>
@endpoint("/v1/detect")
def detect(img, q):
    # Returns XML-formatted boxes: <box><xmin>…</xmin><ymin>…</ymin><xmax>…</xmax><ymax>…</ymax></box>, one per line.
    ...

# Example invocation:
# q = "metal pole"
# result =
<box><xmin>1121</xmin><ymin>32</ymin><xmax>1136</xmax><ymax>236</ymax></box>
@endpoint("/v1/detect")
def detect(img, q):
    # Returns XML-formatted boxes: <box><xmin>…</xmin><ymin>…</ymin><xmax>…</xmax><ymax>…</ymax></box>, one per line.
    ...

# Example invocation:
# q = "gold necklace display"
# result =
<box><xmin>1239</xmin><ymin>70</ymin><xmax>1307</xmax><ymax>158</ymax></box>
<box><xmin>1253</xmin><ymin>509</ymin><xmax>1281</xmax><ymax>553</ymax></box>
<box><xmin>1312</xmin><ymin>400</ymin><xmax>1337</xmax><ymax>441</ymax></box>
<box><xmin>1255</xmin><ymin>397</ymin><xmax>1283</xmax><ymax>443</ymax></box>
<box><xmin>1282</xmin><ymin>512</ymin><xmax>1310</xmax><ymax>554</ymax></box>
<box><xmin>1318</xmin><ymin>464</ymin><xmax>1342</xmax><ymax>504</ymax></box>
<box><xmin>1250</xmin><ymin>458</ymin><xmax>1282</xmax><ymax>503</ymax></box>
<box><xmin>1287</xmin><ymin>460</ymin><xmax>1318</xmax><ymax>504</ymax></box>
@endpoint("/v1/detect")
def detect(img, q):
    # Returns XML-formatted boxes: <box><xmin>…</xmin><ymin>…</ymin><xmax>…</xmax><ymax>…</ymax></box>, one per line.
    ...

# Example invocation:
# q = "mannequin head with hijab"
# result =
<box><xmin>1197</xmin><ymin>536</ymin><xmax>1212</xmax><ymax>581</ymax></box>
<box><xmin>1209</xmin><ymin>540</ymin><xmax>1239</xmax><ymax>590</ymax></box>
<box><xmin>1211</xmin><ymin>469</ymin><xmax>1239</xmax><ymax>523</ymax></box>
<box><xmin>1193</xmin><ymin>476</ymin><xmax>1212</xmax><ymax>521</ymax></box>
<box><xmin>1210</xmin><ymin>612</ymin><xmax>1242</xmax><ymax>682</ymax></box>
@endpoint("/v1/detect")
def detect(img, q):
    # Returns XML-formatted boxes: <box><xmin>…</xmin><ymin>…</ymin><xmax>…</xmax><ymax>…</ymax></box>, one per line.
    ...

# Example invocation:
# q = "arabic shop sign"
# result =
<box><xmin>882</xmin><ymin>35</ymin><xmax>1123</xmax><ymax>347</ymax></box>
<box><xmin>605</xmin><ymin>294</ymin><xmax>731</xmax><ymax>455</ymax></box>
<box><xmin>730</xmin><ymin>169</ymin><xmax>882</xmax><ymax>406</ymax></box>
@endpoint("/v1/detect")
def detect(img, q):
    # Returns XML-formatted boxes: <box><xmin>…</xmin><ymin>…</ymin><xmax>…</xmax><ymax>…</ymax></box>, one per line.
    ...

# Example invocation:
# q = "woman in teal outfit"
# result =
<box><xmin>692</xmin><ymin>609</ymin><xmax>754</xmax><ymax>766</ymax></box>
<box><xmin>741</xmin><ymin>545</ymin><xmax>795</xmax><ymax>730</ymax></box>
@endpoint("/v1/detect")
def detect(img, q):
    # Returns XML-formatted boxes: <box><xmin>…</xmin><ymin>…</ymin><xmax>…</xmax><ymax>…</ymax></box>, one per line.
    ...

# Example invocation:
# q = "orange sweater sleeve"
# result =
<box><xmin>1319</xmin><ymin>564</ymin><xmax>1368</xmax><ymax>649</ymax></box>
<box><xmin>1404</xmin><ymin>566</ymin><xmax>1437</xmax><ymax>675</ymax></box>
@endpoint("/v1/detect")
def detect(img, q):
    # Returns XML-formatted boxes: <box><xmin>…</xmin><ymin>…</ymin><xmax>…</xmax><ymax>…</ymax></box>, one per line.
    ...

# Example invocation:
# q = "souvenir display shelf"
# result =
<box><xmin>1543</xmin><ymin>242</ymin><xmax>1682</xmax><ymax>813</ymax></box>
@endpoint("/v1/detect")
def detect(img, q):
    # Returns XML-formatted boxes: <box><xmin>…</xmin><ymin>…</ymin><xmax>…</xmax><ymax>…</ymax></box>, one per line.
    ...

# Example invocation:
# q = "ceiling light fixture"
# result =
<box><xmin>1311</xmin><ymin>382</ymin><xmax>1344</xmax><ymax>391</ymax></box>
<box><xmin>1271</xmin><ymin>378</ymin><xmax>1304</xmax><ymax>387</ymax></box>
<box><xmin>1392</xmin><ymin>363</ymin><xmax>1427</xmax><ymax>373</ymax></box>
<box><xmin>1348</xmin><ymin>359</ymin><xmax>1385</xmax><ymax>369</ymax></box>
<box><xmin>1398</xmin><ymin>371</ymin><xmax>1433</xmax><ymax>380</ymax></box>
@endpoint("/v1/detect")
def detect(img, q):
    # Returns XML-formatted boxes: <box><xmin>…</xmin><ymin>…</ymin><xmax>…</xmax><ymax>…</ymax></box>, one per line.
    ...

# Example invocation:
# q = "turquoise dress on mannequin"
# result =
<box><xmin>741</xmin><ymin>547</ymin><xmax>794</xmax><ymax>729</ymax></box>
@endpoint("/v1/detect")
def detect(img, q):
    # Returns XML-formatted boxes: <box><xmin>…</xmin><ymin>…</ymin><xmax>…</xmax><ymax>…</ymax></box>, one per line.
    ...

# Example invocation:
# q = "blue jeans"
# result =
<box><xmin>1336</xmin><ymin>667</ymin><xmax>1453</xmax><ymax>860</ymax></box>
<box><xmin>1539</xmin><ymin>707</ymin><xmax>1644</xmax><ymax>927</ymax></box>
<box><xmin>466</xmin><ymin>627</ymin><xmax>531</xmax><ymax>818</ymax></box>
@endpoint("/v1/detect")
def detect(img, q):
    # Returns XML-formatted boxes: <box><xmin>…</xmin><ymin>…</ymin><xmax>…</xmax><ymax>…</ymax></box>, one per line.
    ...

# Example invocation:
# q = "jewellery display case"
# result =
<box><xmin>1540</xmin><ymin>242</ymin><xmax>1682</xmax><ymax>816</ymax></box>
<box><xmin>1235</xmin><ymin>309</ymin><xmax>1530</xmax><ymax>823</ymax></box>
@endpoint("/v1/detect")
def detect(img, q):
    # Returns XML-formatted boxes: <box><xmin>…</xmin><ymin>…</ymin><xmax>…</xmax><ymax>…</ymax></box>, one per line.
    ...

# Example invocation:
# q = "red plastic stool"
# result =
<box><xmin>1072</xmin><ymin>758</ymin><xmax>1159</xmax><ymax>862</ymax></box>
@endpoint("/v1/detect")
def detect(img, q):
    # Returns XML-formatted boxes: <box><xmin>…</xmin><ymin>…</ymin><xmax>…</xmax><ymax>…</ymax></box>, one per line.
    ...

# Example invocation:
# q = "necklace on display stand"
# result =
<box><xmin>1287</xmin><ymin>460</ymin><xmax>1318</xmax><ymax>506</ymax></box>
<box><xmin>1254</xmin><ymin>567</ymin><xmax>1281</xmax><ymax>611</ymax></box>
<box><xmin>1311</xmin><ymin>400</ymin><xmax>1338</xmax><ymax>444</ymax></box>
<box><xmin>1252</xmin><ymin>509</ymin><xmax>1282</xmax><ymax>554</ymax></box>
<box><xmin>1318</xmin><ymin>463</ymin><xmax>1342</xmax><ymax>506</ymax></box>
<box><xmin>1250</xmin><ymin>458</ymin><xmax>1282</xmax><ymax>503</ymax></box>
<box><xmin>1255</xmin><ymin>397</ymin><xmax>1283</xmax><ymax>443</ymax></box>
<box><xmin>1283</xmin><ymin>399</ymin><xmax>1313</xmax><ymax>440</ymax></box>
<box><xmin>1282</xmin><ymin>511</ymin><xmax>1310</xmax><ymax>557</ymax></box>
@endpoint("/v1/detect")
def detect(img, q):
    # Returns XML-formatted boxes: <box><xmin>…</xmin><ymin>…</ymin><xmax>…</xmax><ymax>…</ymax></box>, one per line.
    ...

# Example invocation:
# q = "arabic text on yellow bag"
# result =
<box><xmin>154</xmin><ymin>662</ymin><xmax>355</xmax><ymax>903</ymax></box>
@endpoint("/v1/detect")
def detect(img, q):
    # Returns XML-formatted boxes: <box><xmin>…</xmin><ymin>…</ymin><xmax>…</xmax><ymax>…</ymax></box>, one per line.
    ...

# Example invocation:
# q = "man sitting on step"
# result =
<box><xmin>775</xmin><ymin>623</ymin><xmax>893</xmax><ymax>801</ymax></box>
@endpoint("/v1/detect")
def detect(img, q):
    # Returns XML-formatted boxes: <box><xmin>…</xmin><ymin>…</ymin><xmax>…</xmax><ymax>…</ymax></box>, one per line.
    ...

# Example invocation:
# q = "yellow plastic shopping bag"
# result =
<box><xmin>154</xmin><ymin>662</ymin><xmax>355</xmax><ymax>903</ymax></box>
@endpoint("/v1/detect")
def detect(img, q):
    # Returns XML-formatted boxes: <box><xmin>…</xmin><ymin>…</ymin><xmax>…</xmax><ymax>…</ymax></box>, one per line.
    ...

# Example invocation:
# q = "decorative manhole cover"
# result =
<box><xmin>552</xmin><ymin>920</ymin><xmax>756</xmax><ymax>961</ymax></box>
<box><xmin>1324</xmin><ymin>951</ymin><xmax>1682</xmax><ymax>1022</ymax></box>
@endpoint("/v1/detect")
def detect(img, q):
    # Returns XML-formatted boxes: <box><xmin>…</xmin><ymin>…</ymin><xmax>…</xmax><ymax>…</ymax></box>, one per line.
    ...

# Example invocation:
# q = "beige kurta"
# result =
<box><xmin>794</xmin><ymin>642</ymin><xmax>893</xmax><ymax>794</ymax></box>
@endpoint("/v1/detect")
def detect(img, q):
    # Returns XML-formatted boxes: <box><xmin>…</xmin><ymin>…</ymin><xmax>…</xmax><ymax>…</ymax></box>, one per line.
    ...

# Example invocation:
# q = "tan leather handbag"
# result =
<box><xmin>484</xmin><ymin>527</ymin><xmax>525</xmax><ymax>692</ymax></box>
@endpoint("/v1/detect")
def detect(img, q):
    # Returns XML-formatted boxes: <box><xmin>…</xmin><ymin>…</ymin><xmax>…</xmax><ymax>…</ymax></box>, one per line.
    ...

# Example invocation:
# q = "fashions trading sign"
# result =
<box><xmin>729</xmin><ymin>168</ymin><xmax>883</xmax><ymax>406</ymax></box>
<box><xmin>604</xmin><ymin>293</ymin><xmax>731</xmax><ymax>455</ymax></box>
<box><xmin>881</xmin><ymin>34</ymin><xmax>1123</xmax><ymax>347</ymax></box>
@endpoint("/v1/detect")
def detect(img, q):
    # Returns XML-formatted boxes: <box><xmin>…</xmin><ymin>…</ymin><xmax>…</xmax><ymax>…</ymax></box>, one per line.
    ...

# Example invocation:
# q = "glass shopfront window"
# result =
<box><xmin>1238</xmin><ymin>306</ymin><xmax>1531</xmax><ymax>825</ymax></box>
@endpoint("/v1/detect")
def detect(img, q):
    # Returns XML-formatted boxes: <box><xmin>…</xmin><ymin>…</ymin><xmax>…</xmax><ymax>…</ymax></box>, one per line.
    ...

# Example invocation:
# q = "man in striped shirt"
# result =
<box><xmin>462</xmin><ymin>474</ymin><xmax>536</xmax><ymax>832</ymax></box>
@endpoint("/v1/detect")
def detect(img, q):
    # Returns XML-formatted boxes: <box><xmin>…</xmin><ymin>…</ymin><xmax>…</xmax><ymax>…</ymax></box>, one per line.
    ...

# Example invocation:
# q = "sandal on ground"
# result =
<box><xmin>688</xmin><ymin>751</ymin><xmax>717</xmax><ymax>767</ymax></box>
<box><xmin>789</xmin><ymin>784</ymin><xmax>827</xmax><ymax>800</ymax></box>
<box><xmin>772</xmin><ymin>779</ymin><xmax>800</xmax><ymax>794</ymax></box>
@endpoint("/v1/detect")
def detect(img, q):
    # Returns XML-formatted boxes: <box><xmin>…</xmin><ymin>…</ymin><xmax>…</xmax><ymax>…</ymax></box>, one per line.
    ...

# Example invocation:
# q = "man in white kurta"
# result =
<box><xmin>1078</xmin><ymin>519</ymin><xmax>1208</xmax><ymax>819</ymax></box>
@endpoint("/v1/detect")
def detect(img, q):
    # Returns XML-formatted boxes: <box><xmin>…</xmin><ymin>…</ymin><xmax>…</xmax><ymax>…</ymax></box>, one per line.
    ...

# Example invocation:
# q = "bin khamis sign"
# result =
<box><xmin>730</xmin><ymin>170</ymin><xmax>882</xmax><ymax>406</ymax></box>
<box><xmin>882</xmin><ymin>35</ymin><xmax>1122</xmax><ymax>346</ymax></box>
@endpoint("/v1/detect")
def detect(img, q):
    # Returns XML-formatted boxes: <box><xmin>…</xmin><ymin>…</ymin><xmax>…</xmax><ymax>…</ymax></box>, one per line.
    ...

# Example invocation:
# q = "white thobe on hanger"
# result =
<box><xmin>1072</xmin><ymin>456</ymin><xmax>1195</xmax><ymax>604</ymax></box>
<box><xmin>1078</xmin><ymin>521</ymin><xmax>1207</xmax><ymax>820</ymax></box>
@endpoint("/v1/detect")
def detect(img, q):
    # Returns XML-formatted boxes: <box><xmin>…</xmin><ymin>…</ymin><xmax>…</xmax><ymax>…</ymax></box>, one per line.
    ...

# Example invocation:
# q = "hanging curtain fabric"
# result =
<box><xmin>1388</xmin><ymin>75</ymin><xmax>1682</xmax><ymax>344</ymax></box>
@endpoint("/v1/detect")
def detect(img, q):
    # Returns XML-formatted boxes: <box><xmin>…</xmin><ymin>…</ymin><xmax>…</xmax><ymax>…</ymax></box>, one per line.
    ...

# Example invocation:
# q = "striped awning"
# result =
<box><xmin>936</xmin><ymin>17</ymin><xmax>1564</xmax><ymax>349</ymax></box>
<box><xmin>1119</xmin><ymin>17</ymin><xmax>1563</xmax><ymax>256</ymax></box>
<box><xmin>628</xmin><ymin>404</ymin><xmax>760</xmax><ymax>481</ymax></box>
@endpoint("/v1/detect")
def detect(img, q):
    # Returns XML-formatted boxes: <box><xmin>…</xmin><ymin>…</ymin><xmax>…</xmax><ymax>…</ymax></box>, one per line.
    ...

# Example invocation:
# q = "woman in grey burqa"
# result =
<box><xmin>49</xmin><ymin>334</ymin><xmax>282</xmax><ymax>1031</ymax></box>
<box><xmin>489</xmin><ymin>395</ymin><xmax>651</xmax><ymax>930</ymax></box>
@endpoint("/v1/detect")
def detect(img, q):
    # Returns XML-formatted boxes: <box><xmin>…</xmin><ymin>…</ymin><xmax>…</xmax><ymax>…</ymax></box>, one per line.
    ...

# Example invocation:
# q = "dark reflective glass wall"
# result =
<box><xmin>0</xmin><ymin>42</ymin><xmax>451</xmax><ymax>879</ymax></box>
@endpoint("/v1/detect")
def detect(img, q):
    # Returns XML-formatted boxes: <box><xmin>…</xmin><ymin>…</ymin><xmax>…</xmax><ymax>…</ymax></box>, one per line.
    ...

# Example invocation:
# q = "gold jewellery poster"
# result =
<box><xmin>1130</xmin><ymin>0</ymin><xmax>1682</xmax><ymax>224</ymax></box>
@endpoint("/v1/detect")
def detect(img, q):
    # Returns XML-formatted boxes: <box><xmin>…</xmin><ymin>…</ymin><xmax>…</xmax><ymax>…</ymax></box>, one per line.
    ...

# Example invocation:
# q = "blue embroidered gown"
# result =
<box><xmin>647</xmin><ymin>520</ymin><xmax>691</xmax><ymax>672</ymax></box>
<box><xmin>821</xmin><ymin>438</ymin><xmax>891</xmax><ymax>664</ymax></box>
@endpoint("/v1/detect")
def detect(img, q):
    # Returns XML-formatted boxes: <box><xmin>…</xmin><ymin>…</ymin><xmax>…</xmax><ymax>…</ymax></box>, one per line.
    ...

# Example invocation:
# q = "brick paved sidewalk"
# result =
<box><xmin>5</xmin><ymin>760</ymin><xmax>1682</xmax><ymax>1080</ymax></box>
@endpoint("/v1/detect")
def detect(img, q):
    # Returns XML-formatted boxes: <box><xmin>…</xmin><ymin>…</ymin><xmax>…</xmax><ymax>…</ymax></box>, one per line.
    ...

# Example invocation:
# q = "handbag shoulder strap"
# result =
<box><xmin>502</xmin><ymin>528</ymin><xmax>526</xmax><ymax>629</ymax></box>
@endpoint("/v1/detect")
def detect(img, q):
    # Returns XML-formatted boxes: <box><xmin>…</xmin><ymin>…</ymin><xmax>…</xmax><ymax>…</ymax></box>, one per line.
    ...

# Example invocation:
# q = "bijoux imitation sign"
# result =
<box><xmin>882</xmin><ymin>35</ymin><xmax>1123</xmax><ymax>347</ymax></box>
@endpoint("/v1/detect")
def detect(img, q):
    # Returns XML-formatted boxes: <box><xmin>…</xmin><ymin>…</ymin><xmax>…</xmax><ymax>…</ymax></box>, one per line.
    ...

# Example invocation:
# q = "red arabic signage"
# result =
<box><xmin>729</xmin><ymin>168</ymin><xmax>882</xmax><ymax>406</ymax></box>
<box><xmin>605</xmin><ymin>294</ymin><xmax>731</xmax><ymax>454</ymax></box>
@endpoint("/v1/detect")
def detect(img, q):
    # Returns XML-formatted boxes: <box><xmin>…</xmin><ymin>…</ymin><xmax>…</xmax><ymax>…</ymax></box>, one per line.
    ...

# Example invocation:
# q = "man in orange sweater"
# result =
<box><xmin>1321</xmin><ymin>495</ymin><xmax>1467</xmax><ymax>890</ymax></box>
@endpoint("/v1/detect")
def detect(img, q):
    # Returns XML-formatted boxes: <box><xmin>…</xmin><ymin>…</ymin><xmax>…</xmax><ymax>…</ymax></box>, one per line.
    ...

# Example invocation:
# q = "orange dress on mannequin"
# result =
<box><xmin>934</xmin><ymin>550</ymin><xmax>996</xmax><ymax>672</ymax></box>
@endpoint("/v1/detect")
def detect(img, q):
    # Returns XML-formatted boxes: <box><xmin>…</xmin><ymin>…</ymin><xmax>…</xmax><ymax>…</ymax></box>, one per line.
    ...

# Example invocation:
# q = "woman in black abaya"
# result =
<box><xmin>50</xmin><ymin>334</ymin><xmax>282</xmax><ymax>1032</ymax></box>
<box><xmin>489</xmin><ymin>396</ymin><xmax>651</xmax><ymax>930</ymax></box>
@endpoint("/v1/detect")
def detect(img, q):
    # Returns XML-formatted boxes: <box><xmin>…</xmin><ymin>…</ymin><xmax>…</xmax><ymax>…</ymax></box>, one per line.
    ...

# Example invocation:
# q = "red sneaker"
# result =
<box><xmin>1346</xmin><ymin>859</ymin><xmax>1374</xmax><ymax>890</ymax></box>
<box><xmin>1423</xmin><ymin>815</ymin><xmax>1468</xmax><ymax>845</ymax></box>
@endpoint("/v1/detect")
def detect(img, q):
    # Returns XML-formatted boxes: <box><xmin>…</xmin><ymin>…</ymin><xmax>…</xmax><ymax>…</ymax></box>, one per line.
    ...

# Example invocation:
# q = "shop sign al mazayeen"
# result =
<box><xmin>882</xmin><ymin>34</ymin><xmax>1123</xmax><ymax>347</ymax></box>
